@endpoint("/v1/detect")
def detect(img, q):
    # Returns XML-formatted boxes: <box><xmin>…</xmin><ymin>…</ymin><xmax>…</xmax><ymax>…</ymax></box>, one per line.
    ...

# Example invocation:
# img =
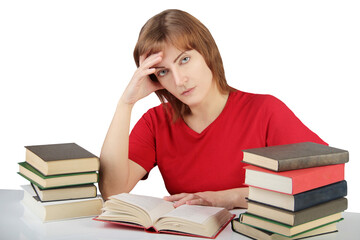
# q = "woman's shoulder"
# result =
<box><xmin>230</xmin><ymin>89</ymin><xmax>281</xmax><ymax>107</ymax></box>
<box><xmin>140</xmin><ymin>103</ymin><xmax>172</xmax><ymax>125</ymax></box>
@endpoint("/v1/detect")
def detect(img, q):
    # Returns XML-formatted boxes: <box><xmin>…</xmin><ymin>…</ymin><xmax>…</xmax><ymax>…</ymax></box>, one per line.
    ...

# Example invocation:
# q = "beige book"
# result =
<box><xmin>21</xmin><ymin>185</ymin><xmax>103</xmax><ymax>222</ymax></box>
<box><xmin>32</xmin><ymin>184</ymin><xmax>97</xmax><ymax>201</ymax></box>
<box><xmin>94</xmin><ymin>193</ymin><xmax>234</xmax><ymax>238</ymax></box>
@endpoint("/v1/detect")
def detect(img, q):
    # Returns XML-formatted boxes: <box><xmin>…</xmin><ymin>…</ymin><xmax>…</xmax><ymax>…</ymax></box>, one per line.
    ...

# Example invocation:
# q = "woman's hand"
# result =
<box><xmin>163</xmin><ymin>188</ymin><xmax>249</xmax><ymax>210</ymax></box>
<box><xmin>121</xmin><ymin>52</ymin><xmax>164</xmax><ymax>105</ymax></box>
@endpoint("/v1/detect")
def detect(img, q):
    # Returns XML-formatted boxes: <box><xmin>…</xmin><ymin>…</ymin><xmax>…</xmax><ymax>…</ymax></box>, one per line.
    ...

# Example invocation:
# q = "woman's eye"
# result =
<box><xmin>181</xmin><ymin>57</ymin><xmax>190</xmax><ymax>64</ymax></box>
<box><xmin>157</xmin><ymin>69</ymin><xmax>168</xmax><ymax>77</ymax></box>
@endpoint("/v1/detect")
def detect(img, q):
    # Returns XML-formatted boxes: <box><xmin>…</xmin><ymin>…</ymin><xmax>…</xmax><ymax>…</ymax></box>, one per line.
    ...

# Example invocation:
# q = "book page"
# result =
<box><xmin>110</xmin><ymin>193</ymin><xmax>174</xmax><ymax>223</ymax></box>
<box><xmin>161</xmin><ymin>205</ymin><xmax>224</xmax><ymax>224</ymax></box>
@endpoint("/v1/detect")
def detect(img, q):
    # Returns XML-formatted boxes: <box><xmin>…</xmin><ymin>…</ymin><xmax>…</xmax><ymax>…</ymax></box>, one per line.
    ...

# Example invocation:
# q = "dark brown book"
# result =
<box><xmin>242</xmin><ymin>142</ymin><xmax>348</xmax><ymax>171</ymax></box>
<box><xmin>25</xmin><ymin>143</ymin><xmax>100</xmax><ymax>175</ymax></box>
<box><xmin>247</xmin><ymin>198</ymin><xmax>347</xmax><ymax>226</ymax></box>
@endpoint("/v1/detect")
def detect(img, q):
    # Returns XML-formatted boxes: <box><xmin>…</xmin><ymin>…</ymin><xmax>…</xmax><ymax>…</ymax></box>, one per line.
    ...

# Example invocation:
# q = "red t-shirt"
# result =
<box><xmin>129</xmin><ymin>90</ymin><xmax>326</xmax><ymax>195</ymax></box>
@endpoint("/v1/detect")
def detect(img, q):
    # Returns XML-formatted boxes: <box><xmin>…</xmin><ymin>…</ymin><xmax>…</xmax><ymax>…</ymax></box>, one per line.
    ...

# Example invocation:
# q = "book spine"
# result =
<box><xmin>292</xmin><ymin>164</ymin><xmax>344</xmax><ymax>194</ymax></box>
<box><xmin>294</xmin><ymin>180</ymin><xmax>347</xmax><ymax>211</ymax></box>
<box><xmin>278</xmin><ymin>152</ymin><xmax>349</xmax><ymax>171</ymax></box>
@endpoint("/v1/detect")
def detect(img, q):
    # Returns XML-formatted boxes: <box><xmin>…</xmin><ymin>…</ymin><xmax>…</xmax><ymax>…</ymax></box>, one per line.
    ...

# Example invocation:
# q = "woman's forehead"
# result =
<box><xmin>144</xmin><ymin>37</ymin><xmax>192</xmax><ymax>56</ymax></box>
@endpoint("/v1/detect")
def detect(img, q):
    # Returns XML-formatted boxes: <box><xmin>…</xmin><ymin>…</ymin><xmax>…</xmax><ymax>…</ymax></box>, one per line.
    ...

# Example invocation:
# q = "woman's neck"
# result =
<box><xmin>183</xmin><ymin>88</ymin><xmax>229</xmax><ymax>133</ymax></box>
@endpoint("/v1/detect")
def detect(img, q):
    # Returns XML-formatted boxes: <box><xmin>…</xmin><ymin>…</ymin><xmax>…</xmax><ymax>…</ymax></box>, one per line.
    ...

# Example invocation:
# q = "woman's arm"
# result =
<box><xmin>99</xmin><ymin>101</ymin><xmax>146</xmax><ymax>200</ymax></box>
<box><xmin>99</xmin><ymin>52</ymin><xmax>164</xmax><ymax>200</ymax></box>
<box><xmin>163</xmin><ymin>187</ymin><xmax>249</xmax><ymax>210</ymax></box>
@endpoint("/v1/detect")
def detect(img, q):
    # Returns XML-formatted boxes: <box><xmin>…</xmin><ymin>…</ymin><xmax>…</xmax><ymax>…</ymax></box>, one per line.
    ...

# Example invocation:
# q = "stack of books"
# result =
<box><xmin>232</xmin><ymin>142</ymin><xmax>349</xmax><ymax>240</ymax></box>
<box><xmin>18</xmin><ymin>143</ymin><xmax>103</xmax><ymax>222</ymax></box>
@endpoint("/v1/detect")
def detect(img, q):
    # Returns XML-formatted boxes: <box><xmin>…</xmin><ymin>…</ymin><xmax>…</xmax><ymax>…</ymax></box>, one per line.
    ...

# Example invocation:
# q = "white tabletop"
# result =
<box><xmin>1</xmin><ymin>189</ymin><xmax>359</xmax><ymax>240</ymax></box>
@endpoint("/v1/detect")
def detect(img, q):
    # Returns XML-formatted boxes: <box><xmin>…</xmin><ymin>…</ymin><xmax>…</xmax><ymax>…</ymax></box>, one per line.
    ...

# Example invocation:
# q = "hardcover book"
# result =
<box><xmin>18</xmin><ymin>162</ymin><xmax>98</xmax><ymax>189</ymax></box>
<box><xmin>239</xmin><ymin>212</ymin><xmax>343</xmax><ymax>237</ymax></box>
<box><xmin>32</xmin><ymin>183</ymin><xmax>97</xmax><ymax>202</ymax></box>
<box><xmin>231</xmin><ymin>217</ymin><xmax>338</xmax><ymax>240</ymax></box>
<box><xmin>244</xmin><ymin>164</ymin><xmax>344</xmax><ymax>195</ymax></box>
<box><xmin>246</xmin><ymin>198</ymin><xmax>347</xmax><ymax>226</ymax></box>
<box><xmin>25</xmin><ymin>143</ymin><xmax>100</xmax><ymax>175</ymax></box>
<box><xmin>21</xmin><ymin>185</ymin><xmax>103</xmax><ymax>222</ymax></box>
<box><xmin>93</xmin><ymin>193</ymin><xmax>235</xmax><ymax>239</ymax></box>
<box><xmin>248</xmin><ymin>181</ymin><xmax>347</xmax><ymax>211</ymax></box>
<box><xmin>242</xmin><ymin>142</ymin><xmax>348</xmax><ymax>171</ymax></box>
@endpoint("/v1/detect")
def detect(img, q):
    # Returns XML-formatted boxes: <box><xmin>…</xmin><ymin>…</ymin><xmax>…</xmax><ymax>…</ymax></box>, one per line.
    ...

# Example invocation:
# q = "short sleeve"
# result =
<box><xmin>263</xmin><ymin>96</ymin><xmax>327</xmax><ymax>146</ymax></box>
<box><xmin>129</xmin><ymin>110</ymin><xmax>157</xmax><ymax>174</ymax></box>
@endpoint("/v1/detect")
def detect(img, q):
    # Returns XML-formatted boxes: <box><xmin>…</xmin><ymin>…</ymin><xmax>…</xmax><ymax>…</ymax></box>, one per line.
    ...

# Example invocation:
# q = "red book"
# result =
<box><xmin>93</xmin><ymin>215</ymin><xmax>235</xmax><ymax>239</ymax></box>
<box><xmin>244</xmin><ymin>164</ymin><xmax>345</xmax><ymax>195</ymax></box>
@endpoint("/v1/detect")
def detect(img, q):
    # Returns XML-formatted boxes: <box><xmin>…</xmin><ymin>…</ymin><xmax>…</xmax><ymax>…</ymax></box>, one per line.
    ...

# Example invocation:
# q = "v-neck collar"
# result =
<box><xmin>179</xmin><ymin>91</ymin><xmax>234</xmax><ymax>137</ymax></box>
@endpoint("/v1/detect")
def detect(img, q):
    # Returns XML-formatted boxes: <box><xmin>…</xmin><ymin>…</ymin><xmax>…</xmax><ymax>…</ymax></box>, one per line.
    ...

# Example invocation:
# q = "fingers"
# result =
<box><xmin>186</xmin><ymin>197</ymin><xmax>211</xmax><ymax>206</ymax></box>
<box><xmin>164</xmin><ymin>193</ymin><xmax>211</xmax><ymax>208</ymax></box>
<box><xmin>163</xmin><ymin>193</ymin><xmax>188</xmax><ymax>202</ymax></box>
<box><xmin>174</xmin><ymin>194</ymin><xmax>196</xmax><ymax>208</ymax></box>
<box><xmin>139</xmin><ymin>52</ymin><xmax>163</xmax><ymax>69</ymax></box>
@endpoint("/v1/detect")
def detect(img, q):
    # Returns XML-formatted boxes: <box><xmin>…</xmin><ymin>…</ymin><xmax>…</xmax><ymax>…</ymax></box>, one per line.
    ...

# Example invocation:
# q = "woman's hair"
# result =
<box><xmin>133</xmin><ymin>9</ymin><xmax>231</xmax><ymax>121</ymax></box>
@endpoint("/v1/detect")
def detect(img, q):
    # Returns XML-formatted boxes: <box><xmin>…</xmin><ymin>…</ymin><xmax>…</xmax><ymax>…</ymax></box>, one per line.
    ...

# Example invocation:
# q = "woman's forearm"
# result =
<box><xmin>99</xmin><ymin>100</ymin><xmax>134</xmax><ymax>199</ymax></box>
<box><xmin>99</xmin><ymin>53</ymin><xmax>163</xmax><ymax>200</ymax></box>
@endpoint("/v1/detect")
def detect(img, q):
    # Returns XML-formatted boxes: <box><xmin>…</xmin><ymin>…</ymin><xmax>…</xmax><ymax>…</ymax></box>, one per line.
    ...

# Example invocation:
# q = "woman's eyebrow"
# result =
<box><xmin>173</xmin><ymin>51</ymin><xmax>187</xmax><ymax>63</ymax></box>
<box><xmin>153</xmin><ymin>51</ymin><xmax>187</xmax><ymax>69</ymax></box>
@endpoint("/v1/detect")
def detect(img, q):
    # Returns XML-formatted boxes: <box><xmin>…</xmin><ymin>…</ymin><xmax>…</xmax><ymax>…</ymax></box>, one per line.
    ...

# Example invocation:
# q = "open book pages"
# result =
<box><xmin>96</xmin><ymin>193</ymin><xmax>234</xmax><ymax>238</ymax></box>
<box><xmin>101</xmin><ymin>193</ymin><xmax>175</xmax><ymax>228</ymax></box>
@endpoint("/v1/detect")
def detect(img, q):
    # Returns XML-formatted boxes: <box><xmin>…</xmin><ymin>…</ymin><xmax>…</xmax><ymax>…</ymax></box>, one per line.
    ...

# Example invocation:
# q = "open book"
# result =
<box><xmin>93</xmin><ymin>193</ymin><xmax>235</xmax><ymax>238</ymax></box>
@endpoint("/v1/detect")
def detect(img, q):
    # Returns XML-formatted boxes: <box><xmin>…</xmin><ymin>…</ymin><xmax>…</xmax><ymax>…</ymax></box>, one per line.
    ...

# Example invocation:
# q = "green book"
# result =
<box><xmin>240</xmin><ymin>212</ymin><xmax>343</xmax><ymax>237</ymax></box>
<box><xmin>231</xmin><ymin>217</ymin><xmax>338</xmax><ymax>240</ymax></box>
<box><xmin>18</xmin><ymin>162</ymin><xmax>98</xmax><ymax>190</ymax></box>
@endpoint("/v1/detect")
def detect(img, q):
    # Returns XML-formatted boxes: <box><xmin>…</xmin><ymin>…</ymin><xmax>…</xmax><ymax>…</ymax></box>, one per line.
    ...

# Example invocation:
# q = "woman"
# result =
<box><xmin>99</xmin><ymin>9</ymin><xmax>326</xmax><ymax>209</ymax></box>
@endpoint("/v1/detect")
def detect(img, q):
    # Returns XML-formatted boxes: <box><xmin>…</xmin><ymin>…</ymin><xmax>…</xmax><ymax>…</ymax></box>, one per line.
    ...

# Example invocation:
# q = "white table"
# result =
<box><xmin>1</xmin><ymin>189</ymin><xmax>359</xmax><ymax>240</ymax></box>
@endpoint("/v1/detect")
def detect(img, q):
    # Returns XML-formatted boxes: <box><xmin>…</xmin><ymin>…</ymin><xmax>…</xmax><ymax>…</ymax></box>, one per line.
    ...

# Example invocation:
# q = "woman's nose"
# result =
<box><xmin>173</xmin><ymin>68</ymin><xmax>188</xmax><ymax>86</ymax></box>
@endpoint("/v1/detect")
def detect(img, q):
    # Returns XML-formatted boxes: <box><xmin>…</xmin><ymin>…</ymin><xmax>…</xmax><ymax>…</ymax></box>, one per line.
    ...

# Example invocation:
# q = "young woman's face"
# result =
<box><xmin>153</xmin><ymin>44</ymin><xmax>215</xmax><ymax>108</ymax></box>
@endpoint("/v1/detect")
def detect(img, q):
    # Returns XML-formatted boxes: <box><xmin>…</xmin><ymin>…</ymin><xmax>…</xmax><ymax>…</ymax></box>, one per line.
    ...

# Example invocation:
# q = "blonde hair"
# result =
<box><xmin>133</xmin><ymin>9</ymin><xmax>231</xmax><ymax>121</ymax></box>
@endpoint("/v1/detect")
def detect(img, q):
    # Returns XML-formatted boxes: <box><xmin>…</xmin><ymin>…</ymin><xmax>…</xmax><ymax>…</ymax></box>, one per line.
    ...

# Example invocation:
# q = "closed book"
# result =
<box><xmin>240</xmin><ymin>212</ymin><xmax>343</xmax><ymax>237</ymax></box>
<box><xmin>18</xmin><ymin>162</ymin><xmax>98</xmax><ymax>189</ymax></box>
<box><xmin>32</xmin><ymin>183</ymin><xmax>97</xmax><ymax>202</ymax></box>
<box><xmin>244</xmin><ymin>164</ymin><xmax>344</xmax><ymax>195</ymax></box>
<box><xmin>231</xmin><ymin>218</ymin><xmax>338</xmax><ymax>240</ymax></box>
<box><xmin>25</xmin><ymin>143</ymin><xmax>100</xmax><ymax>175</ymax></box>
<box><xmin>21</xmin><ymin>185</ymin><xmax>103</xmax><ymax>222</ymax></box>
<box><xmin>242</xmin><ymin>142</ymin><xmax>348</xmax><ymax>171</ymax></box>
<box><xmin>248</xmin><ymin>181</ymin><xmax>347</xmax><ymax>211</ymax></box>
<box><xmin>247</xmin><ymin>198</ymin><xmax>348</xmax><ymax>226</ymax></box>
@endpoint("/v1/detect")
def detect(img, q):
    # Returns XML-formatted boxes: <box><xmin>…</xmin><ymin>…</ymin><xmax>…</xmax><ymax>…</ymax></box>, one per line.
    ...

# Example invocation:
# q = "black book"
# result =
<box><xmin>248</xmin><ymin>180</ymin><xmax>347</xmax><ymax>211</ymax></box>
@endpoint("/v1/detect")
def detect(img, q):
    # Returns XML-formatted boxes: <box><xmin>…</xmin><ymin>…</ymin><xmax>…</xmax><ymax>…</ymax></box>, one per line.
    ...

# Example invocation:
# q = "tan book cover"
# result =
<box><xmin>247</xmin><ymin>198</ymin><xmax>347</xmax><ymax>226</ymax></box>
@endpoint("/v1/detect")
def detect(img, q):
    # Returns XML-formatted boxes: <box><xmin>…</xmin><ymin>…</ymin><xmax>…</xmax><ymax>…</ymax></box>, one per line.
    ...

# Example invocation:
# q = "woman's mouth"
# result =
<box><xmin>181</xmin><ymin>87</ymin><xmax>195</xmax><ymax>96</ymax></box>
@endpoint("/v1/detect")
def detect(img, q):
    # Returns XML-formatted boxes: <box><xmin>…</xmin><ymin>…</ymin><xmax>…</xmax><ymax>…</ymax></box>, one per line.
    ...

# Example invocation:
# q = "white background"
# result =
<box><xmin>1</xmin><ymin>1</ymin><xmax>359</xmax><ymax>212</ymax></box>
